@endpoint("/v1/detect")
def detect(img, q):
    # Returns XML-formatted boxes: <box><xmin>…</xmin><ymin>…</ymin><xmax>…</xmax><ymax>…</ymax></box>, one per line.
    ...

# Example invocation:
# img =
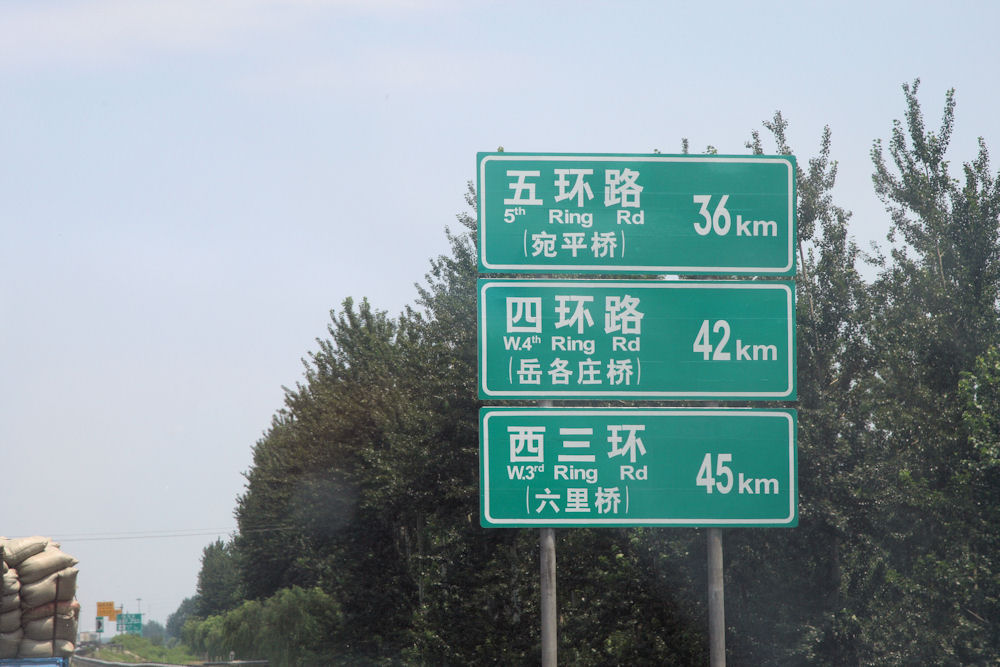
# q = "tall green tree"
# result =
<box><xmin>196</xmin><ymin>539</ymin><xmax>243</xmax><ymax>618</ymax></box>
<box><xmin>859</xmin><ymin>79</ymin><xmax>1000</xmax><ymax>662</ymax></box>
<box><xmin>166</xmin><ymin>596</ymin><xmax>198</xmax><ymax>641</ymax></box>
<box><xmin>235</xmin><ymin>297</ymin><xmax>420</xmax><ymax>657</ymax></box>
<box><xmin>182</xmin><ymin>586</ymin><xmax>342</xmax><ymax>666</ymax></box>
<box><xmin>141</xmin><ymin>619</ymin><xmax>166</xmax><ymax>644</ymax></box>
<box><xmin>958</xmin><ymin>346</ymin><xmax>1000</xmax><ymax>654</ymax></box>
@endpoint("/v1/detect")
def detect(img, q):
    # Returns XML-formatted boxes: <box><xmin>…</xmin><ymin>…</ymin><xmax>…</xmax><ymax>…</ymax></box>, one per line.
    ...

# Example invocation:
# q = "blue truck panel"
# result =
<box><xmin>0</xmin><ymin>659</ymin><xmax>69</xmax><ymax>667</ymax></box>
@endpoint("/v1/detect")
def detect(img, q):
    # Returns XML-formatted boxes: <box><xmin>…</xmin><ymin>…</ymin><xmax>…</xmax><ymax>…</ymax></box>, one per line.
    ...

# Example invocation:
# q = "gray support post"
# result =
<box><xmin>540</xmin><ymin>526</ymin><xmax>557</xmax><ymax>666</ymax></box>
<box><xmin>708</xmin><ymin>527</ymin><xmax>725</xmax><ymax>666</ymax></box>
<box><xmin>538</xmin><ymin>398</ymin><xmax>557</xmax><ymax>666</ymax></box>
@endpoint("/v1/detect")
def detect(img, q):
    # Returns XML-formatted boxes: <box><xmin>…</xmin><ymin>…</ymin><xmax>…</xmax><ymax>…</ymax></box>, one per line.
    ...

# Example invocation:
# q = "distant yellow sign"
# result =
<box><xmin>97</xmin><ymin>601</ymin><xmax>115</xmax><ymax>618</ymax></box>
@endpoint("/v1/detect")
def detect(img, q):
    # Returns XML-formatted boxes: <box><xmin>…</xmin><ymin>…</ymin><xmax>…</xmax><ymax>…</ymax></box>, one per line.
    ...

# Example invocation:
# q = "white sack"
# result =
<box><xmin>53</xmin><ymin>638</ymin><xmax>74</xmax><ymax>657</ymax></box>
<box><xmin>0</xmin><ymin>608</ymin><xmax>19</xmax><ymax>634</ymax></box>
<box><xmin>20</xmin><ymin>568</ymin><xmax>77</xmax><ymax>609</ymax></box>
<box><xmin>22</xmin><ymin>600</ymin><xmax>79</xmax><ymax>622</ymax></box>
<box><xmin>1</xmin><ymin>570</ymin><xmax>18</xmax><ymax>594</ymax></box>
<box><xmin>0</xmin><ymin>537</ymin><xmax>48</xmax><ymax>568</ymax></box>
<box><xmin>17</xmin><ymin>638</ymin><xmax>53</xmax><ymax>658</ymax></box>
<box><xmin>0</xmin><ymin>628</ymin><xmax>22</xmax><ymax>659</ymax></box>
<box><xmin>18</xmin><ymin>547</ymin><xmax>78</xmax><ymax>585</ymax></box>
<box><xmin>0</xmin><ymin>594</ymin><xmax>18</xmax><ymax>614</ymax></box>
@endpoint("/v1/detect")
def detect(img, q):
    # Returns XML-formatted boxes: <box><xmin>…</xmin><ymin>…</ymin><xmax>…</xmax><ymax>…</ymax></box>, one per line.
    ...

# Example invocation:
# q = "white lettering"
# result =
<box><xmin>619</xmin><ymin>465</ymin><xmax>648</xmax><ymax>480</ymax></box>
<box><xmin>549</xmin><ymin>209</ymin><xmax>594</xmax><ymax>228</ymax></box>
<box><xmin>612</xmin><ymin>336</ymin><xmax>640</xmax><ymax>352</ymax></box>
<box><xmin>551</xmin><ymin>336</ymin><xmax>595</xmax><ymax>355</ymax></box>
<box><xmin>553</xmin><ymin>464</ymin><xmax>598</xmax><ymax>484</ymax></box>
<box><xmin>616</xmin><ymin>209</ymin><xmax>645</xmax><ymax>225</ymax></box>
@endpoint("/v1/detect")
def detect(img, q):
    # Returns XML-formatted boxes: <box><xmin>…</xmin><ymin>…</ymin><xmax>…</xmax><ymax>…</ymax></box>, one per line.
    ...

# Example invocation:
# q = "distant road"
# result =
<box><xmin>73</xmin><ymin>656</ymin><xmax>190</xmax><ymax>667</ymax></box>
<box><xmin>72</xmin><ymin>655</ymin><xmax>268</xmax><ymax>667</ymax></box>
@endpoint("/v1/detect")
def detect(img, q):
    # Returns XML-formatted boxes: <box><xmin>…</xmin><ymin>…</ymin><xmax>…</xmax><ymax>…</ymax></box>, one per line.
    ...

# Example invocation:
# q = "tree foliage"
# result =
<box><xmin>184</xmin><ymin>586</ymin><xmax>342</xmax><ymax>666</ymax></box>
<box><xmin>858</xmin><ymin>79</ymin><xmax>1000</xmax><ymax>663</ymax></box>
<box><xmin>195</xmin><ymin>538</ymin><xmax>242</xmax><ymax>618</ymax></box>
<box><xmin>166</xmin><ymin>596</ymin><xmax>198</xmax><ymax>641</ymax></box>
<box><xmin>176</xmin><ymin>80</ymin><xmax>1000</xmax><ymax>663</ymax></box>
<box><xmin>141</xmin><ymin>619</ymin><xmax>166</xmax><ymax>644</ymax></box>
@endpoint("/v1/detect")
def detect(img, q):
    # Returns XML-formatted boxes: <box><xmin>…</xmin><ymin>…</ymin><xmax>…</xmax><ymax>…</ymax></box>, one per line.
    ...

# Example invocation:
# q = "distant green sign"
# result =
<box><xmin>478</xmin><ymin>279</ymin><xmax>795</xmax><ymax>400</ymax></box>
<box><xmin>480</xmin><ymin>407</ymin><xmax>797</xmax><ymax>527</ymax></box>
<box><xmin>477</xmin><ymin>153</ymin><xmax>796</xmax><ymax>275</ymax></box>
<box><xmin>116</xmin><ymin>613</ymin><xmax>142</xmax><ymax>635</ymax></box>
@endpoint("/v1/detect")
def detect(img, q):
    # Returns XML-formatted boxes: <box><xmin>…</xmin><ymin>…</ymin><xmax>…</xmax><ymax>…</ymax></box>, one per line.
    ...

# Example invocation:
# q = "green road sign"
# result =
<box><xmin>116</xmin><ymin>613</ymin><xmax>142</xmax><ymax>635</ymax></box>
<box><xmin>478</xmin><ymin>279</ymin><xmax>795</xmax><ymax>400</ymax></box>
<box><xmin>477</xmin><ymin>153</ymin><xmax>796</xmax><ymax>275</ymax></box>
<box><xmin>480</xmin><ymin>407</ymin><xmax>797</xmax><ymax>527</ymax></box>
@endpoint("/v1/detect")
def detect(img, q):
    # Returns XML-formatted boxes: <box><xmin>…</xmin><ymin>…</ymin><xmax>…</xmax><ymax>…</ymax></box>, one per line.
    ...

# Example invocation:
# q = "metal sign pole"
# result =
<box><xmin>540</xmin><ymin>527</ymin><xmax>557</xmax><ymax>666</ymax></box>
<box><xmin>539</xmin><ymin>399</ymin><xmax>557</xmax><ymax>666</ymax></box>
<box><xmin>708</xmin><ymin>527</ymin><xmax>725</xmax><ymax>666</ymax></box>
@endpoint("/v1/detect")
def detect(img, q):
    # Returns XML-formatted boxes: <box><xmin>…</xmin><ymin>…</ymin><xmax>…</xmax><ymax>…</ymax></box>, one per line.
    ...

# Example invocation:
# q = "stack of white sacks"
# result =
<box><xmin>0</xmin><ymin>537</ymin><xmax>79</xmax><ymax>659</ymax></box>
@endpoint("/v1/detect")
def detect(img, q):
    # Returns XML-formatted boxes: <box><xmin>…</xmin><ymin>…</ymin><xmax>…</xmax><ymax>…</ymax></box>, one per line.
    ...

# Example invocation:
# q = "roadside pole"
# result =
<box><xmin>540</xmin><ymin>527</ymin><xmax>557</xmax><ymax>666</ymax></box>
<box><xmin>539</xmin><ymin>399</ymin><xmax>557</xmax><ymax>667</ymax></box>
<box><xmin>708</xmin><ymin>527</ymin><xmax>725</xmax><ymax>666</ymax></box>
<box><xmin>706</xmin><ymin>397</ymin><xmax>725</xmax><ymax>667</ymax></box>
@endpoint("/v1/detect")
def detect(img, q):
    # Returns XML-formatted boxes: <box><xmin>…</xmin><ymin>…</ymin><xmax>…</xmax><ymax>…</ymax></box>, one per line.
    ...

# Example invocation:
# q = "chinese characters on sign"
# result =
<box><xmin>503</xmin><ymin>291</ymin><xmax>642</xmax><ymax>387</ymax></box>
<box><xmin>479</xmin><ymin>279</ymin><xmax>795</xmax><ymax>400</ymax></box>
<box><xmin>481</xmin><ymin>408</ymin><xmax>797</xmax><ymax>526</ymax></box>
<box><xmin>478</xmin><ymin>153</ymin><xmax>796</xmax><ymax>275</ymax></box>
<box><xmin>507</xmin><ymin>422</ymin><xmax>645</xmax><ymax>515</ymax></box>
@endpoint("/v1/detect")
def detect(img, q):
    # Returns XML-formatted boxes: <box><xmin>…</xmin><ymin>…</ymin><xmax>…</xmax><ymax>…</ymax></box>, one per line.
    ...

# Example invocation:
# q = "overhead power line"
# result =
<box><xmin>26</xmin><ymin>525</ymin><xmax>297</xmax><ymax>544</ymax></box>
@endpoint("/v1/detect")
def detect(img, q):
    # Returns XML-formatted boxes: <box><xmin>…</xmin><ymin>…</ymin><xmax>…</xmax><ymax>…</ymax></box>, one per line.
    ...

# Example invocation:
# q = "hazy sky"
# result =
<box><xmin>2</xmin><ymin>0</ymin><xmax>997</xmax><ymax>631</ymax></box>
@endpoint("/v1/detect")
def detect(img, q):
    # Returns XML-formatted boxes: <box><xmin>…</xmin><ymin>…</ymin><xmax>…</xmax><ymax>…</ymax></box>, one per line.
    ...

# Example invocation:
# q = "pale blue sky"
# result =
<box><xmin>2</xmin><ymin>0</ymin><xmax>997</xmax><ymax>630</ymax></box>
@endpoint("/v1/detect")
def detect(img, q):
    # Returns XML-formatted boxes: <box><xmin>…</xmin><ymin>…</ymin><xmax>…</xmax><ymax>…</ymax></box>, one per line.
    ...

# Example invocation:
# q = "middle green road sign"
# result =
<box><xmin>478</xmin><ymin>279</ymin><xmax>795</xmax><ymax>400</ymax></box>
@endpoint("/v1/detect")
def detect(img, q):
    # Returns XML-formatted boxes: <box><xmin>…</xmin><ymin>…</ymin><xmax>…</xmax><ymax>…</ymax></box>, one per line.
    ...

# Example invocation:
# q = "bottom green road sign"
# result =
<box><xmin>480</xmin><ymin>407</ymin><xmax>797</xmax><ymax>527</ymax></box>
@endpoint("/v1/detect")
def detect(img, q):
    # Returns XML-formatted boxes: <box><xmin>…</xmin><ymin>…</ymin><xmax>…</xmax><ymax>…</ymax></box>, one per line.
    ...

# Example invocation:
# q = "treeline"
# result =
<box><xmin>177</xmin><ymin>80</ymin><xmax>1000</xmax><ymax>665</ymax></box>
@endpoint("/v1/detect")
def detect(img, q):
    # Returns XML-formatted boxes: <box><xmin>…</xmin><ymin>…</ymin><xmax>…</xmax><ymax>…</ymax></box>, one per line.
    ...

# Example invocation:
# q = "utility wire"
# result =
<box><xmin>29</xmin><ymin>525</ymin><xmax>297</xmax><ymax>543</ymax></box>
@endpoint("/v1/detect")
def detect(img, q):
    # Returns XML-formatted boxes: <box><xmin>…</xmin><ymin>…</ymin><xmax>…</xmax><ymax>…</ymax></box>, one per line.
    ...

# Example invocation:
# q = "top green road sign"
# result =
<box><xmin>477</xmin><ymin>153</ymin><xmax>796</xmax><ymax>276</ymax></box>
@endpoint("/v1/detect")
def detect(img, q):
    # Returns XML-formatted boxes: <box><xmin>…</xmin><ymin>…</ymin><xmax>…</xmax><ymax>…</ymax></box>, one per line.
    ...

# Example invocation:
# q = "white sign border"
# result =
<box><xmin>478</xmin><ymin>279</ymin><xmax>796</xmax><ymax>400</ymax></box>
<box><xmin>481</xmin><ymin>408</ymin><xmax>797</xmax><ymax>527</ymax></box>
<box><xmin>478</xmin><ymin>153</ymin><xmax>796</xmax><ymax>275</ymax></box>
